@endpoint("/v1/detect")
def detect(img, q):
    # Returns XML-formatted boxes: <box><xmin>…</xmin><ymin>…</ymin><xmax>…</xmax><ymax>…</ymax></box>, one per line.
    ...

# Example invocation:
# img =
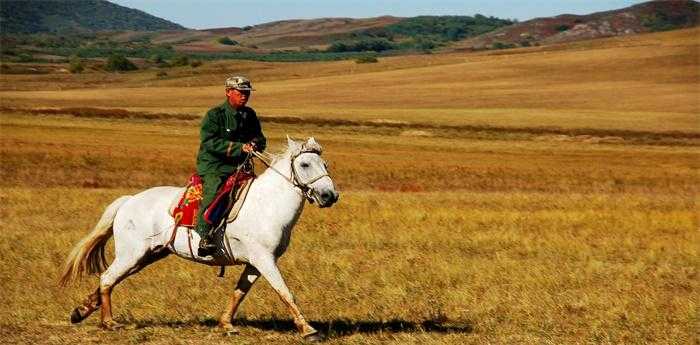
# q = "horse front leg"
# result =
<box><xmin>251</xmin><ymin>255</ymin><xmax>322</xmax><ymax>342</ymax></box>
<box><xmin>219</xmin><ymin>264</ymin><xmax>260</xmax><ymax>332</ymax></box>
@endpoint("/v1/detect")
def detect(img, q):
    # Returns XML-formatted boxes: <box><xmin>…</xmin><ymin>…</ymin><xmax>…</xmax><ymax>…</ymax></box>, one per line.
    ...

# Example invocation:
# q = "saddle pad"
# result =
<box><xmin>170</xmin><ymin>174</ymin><xmax>203</xmax><ymax>227</ymax></box>
<box><xmin>170</xmin><ymin>172</ymin><xmax>254</xmax><ymax>228</ymax></box>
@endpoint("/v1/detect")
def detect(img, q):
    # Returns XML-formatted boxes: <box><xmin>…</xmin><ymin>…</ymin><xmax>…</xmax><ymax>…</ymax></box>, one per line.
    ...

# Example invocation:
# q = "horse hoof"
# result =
<box><xmin>218</xmin><ymin>323</ymin><xmax>239</xmax><ymax>336</ymax></box>
<box><xmin>70</xmin><ymin>308</ymin><xmax>85</xmax><ymax>324</ymax></box>
<box><xmin>303</xmin><ymin>332</ymin><xmax>325</xmax><ymax>343</ymax></box>
<box><xmin>100</xmin><ymin>320</ymin><xmax>125</xmax><ymax>331</ymax></box>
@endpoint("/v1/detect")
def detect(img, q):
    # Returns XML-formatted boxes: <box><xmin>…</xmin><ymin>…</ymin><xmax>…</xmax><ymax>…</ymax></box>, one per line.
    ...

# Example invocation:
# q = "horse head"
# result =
<box><xmin>286</xmin><ymin>136</ymin><xmax>339</xmax><ymax>208</ymax></box>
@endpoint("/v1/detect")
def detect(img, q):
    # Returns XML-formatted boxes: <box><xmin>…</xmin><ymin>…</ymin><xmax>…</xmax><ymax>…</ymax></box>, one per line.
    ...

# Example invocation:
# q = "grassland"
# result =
<box><xmin>0</xmin><ymin>28</ymin><xmax>698</xmax><ymax>344</ymax></box>
<box><xmin>1</xmin><ymin>28</ymin><xmax>698</xmax><ymax>133</ymax></box>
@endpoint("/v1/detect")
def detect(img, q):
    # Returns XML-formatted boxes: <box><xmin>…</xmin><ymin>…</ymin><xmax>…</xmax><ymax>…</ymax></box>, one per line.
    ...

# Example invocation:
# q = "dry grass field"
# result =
<box><xmin>0</xmin><ymin>28</ymin><xmax>698</xmax><ymax>344</ymax></box>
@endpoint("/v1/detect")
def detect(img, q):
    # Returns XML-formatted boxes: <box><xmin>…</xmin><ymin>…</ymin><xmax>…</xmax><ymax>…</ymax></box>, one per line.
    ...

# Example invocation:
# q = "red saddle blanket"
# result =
<box><xmin>172</xmin><ymin>172</ymin><xmax>255</xmax><ymax>228</ymax></box>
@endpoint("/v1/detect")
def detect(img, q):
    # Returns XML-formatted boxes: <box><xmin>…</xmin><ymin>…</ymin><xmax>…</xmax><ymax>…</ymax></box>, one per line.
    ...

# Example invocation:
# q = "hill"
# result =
<box><xmin>0</xmin><ymin>0</ymin><xmax>186</xmax><ymax>34</ymax></box>
<box><xmin>0</xmin><ymin>1</ymin><xmax>697</xmax><ymax>63</ymax></box>
<box><xmin>152</xmin><ymin>15</ymin><xmax>513</xmax><ymax>53</ymax></box>
<box><xmin>206</xmin><ymin>16</ymin><xmax>404</xmax><ymax>50</ymax></box>
<box><xmin>453</xmin><ymin>0</ymin><xmax>699</xmax><ymax>50</ymax></box>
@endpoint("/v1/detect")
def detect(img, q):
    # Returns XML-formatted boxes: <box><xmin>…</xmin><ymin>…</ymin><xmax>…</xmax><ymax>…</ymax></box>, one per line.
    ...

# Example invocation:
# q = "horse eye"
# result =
<box><xmin>300</xmin><ymin>162</ymin><xmax>309</xmax><ymax>168</ymax></box>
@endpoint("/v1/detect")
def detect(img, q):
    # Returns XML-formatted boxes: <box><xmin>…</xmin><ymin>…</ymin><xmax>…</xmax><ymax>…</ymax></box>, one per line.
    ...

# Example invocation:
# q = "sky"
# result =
<box><xmin>110</xmin><ymin>0</ymin><xmax>645</xmax><ymax>30</ymax></box>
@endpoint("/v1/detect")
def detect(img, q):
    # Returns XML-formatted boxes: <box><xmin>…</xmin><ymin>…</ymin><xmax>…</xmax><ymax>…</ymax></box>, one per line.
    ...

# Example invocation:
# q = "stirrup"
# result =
<box><xmin>198</xmin><ymin>237</ymin><xmax>217</xmax><ymax>256</ymax></box>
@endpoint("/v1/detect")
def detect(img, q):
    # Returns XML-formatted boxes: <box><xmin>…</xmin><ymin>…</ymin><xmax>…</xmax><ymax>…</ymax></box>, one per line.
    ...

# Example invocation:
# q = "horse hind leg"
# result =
<box><xmin>67</xmin><ymin>256</ymin><xmax>138</xmax><ymax>329</ymax></box>
<box><xmin>97</xmin><ymin>249</ymin><xmax>168</xmax><ymax>330</ymax></box>
<box><xmin>70</xmin><ymin>287</ymin><xmax>101</xmax><ymax>324</ymax></box>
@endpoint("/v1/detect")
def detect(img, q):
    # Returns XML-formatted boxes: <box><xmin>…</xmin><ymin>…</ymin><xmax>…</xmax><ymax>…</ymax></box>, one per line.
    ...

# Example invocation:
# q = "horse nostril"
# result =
<box><xmin>321</xmin><ymin>192</ymin><xmax>331</xmax><ymax>200</ymax></box>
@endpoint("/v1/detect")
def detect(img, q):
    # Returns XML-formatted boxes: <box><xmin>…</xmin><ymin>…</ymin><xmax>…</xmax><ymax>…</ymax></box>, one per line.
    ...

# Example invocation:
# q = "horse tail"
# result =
<box><xmin>58</xmin><ymin>195</ymin><xmax>131</xmax><ymax>286</ymax></box>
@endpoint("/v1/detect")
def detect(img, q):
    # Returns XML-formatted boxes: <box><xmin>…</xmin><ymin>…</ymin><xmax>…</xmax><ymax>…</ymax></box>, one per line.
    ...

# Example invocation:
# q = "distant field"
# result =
<box><xmin>1</xmin><ymin>28</ymin><xmax>698</xmax><ymax>133</ymax></box>
<box><xmin>0</xmin><ymin>27</ymin><xmax>698</xmax><ymax>344</ymax></box>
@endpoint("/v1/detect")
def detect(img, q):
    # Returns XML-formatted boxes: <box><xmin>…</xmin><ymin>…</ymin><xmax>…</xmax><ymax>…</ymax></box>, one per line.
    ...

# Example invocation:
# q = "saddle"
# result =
<box><xmin>170</xmin><ymin>172</ymin><xmax>255</xmax><ymax>228</ymax></box>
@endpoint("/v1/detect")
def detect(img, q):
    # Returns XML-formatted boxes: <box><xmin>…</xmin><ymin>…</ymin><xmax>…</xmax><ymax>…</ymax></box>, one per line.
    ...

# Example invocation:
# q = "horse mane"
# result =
<box><xmin>268</xmin><ymin>137</ymin><xmax>323</xmax><ymax>165</ymax></box>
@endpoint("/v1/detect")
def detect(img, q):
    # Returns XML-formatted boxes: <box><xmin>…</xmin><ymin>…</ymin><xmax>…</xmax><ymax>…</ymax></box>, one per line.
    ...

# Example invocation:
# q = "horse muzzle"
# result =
<box><xmin>316</xmin><ymin>190</ymin><xmax>339</xmax><ymax>208</ymax></box>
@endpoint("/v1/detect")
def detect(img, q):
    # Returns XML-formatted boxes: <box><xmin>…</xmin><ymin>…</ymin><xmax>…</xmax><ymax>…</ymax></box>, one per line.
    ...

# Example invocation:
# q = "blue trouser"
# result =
<box><xmin>195</xmin><ymin>174</ymin><xmax>227</xmax><ymax>238</ymax></box>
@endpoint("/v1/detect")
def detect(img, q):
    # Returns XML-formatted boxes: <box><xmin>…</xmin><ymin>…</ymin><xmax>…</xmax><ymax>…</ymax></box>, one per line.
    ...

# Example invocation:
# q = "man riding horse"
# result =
<box><xmin>196</xmin><ymin>76</ymin><xmax>266</xmax><ymax>256</ymax></box>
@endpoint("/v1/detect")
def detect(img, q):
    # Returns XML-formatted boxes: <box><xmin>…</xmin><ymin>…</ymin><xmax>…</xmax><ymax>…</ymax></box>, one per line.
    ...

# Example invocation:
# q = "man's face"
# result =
<box><xmin>226</xmin><ymin>88</ymin><xmax>250</xmax><ymax>108</ymax></box>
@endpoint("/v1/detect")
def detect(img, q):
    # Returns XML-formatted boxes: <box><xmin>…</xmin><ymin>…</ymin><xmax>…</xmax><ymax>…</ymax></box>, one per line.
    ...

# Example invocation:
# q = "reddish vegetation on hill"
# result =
<box><xmin>453</xmin><ymin>0</ymin><xmax>699</xmax><ymax>50</ymax></box>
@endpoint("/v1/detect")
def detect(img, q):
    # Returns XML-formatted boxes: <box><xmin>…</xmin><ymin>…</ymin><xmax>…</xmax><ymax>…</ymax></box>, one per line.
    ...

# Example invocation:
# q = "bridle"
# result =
<box><xmin>251</xmin><ymin>148</ymin><xmax>331</xmax><ymax>203</ymax></box>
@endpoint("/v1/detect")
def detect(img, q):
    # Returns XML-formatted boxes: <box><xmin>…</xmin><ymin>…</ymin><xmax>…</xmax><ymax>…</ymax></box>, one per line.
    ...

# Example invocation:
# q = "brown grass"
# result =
<box><xmin>0</xmin><ymin>28</ymin><xmax>698</xmax><ymax>344</ymax></box>
<box><xmin>1</xmin><ymin>29</ymin><xmax>698</xmax><ymax>133</ymax></box>
<box><xmin>0</xmin><ymin>111</ymin><xmax>698</xmax><ymax>344</ymax></box>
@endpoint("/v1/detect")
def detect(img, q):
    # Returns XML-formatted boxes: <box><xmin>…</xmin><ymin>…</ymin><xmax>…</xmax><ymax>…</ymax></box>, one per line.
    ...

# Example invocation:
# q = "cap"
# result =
<box><xmin>225</xmin><ymin>76</ymin><xmax>254</xmax><ymax>91</ymax></box>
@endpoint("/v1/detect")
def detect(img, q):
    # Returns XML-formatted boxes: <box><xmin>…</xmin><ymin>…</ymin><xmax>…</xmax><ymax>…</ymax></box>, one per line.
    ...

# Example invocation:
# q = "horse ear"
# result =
<box><xmin>286</xmin><ymin>135</ymin><xmax>300</xmax><ymax>151</ymax></box>
<box><xmin>305</xmin><ymin>137</ymin><xmax>322</xmax><ymax>153</ymax></box>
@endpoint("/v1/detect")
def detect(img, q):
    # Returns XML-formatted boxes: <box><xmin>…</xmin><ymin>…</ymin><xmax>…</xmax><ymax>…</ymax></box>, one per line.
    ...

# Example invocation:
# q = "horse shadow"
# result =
<box><xmin>134</xmin><ymin>316</ymin><xmax>473</xmax><ymax>336</ymax></box>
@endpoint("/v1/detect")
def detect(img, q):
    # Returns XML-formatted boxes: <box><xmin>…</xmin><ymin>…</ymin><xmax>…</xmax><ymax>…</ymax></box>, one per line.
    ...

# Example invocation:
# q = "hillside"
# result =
<box><xmin>453</xmin><ymin>0</ymin><xmax>699</xmax><ymax>50</ymax></box>
<box><xmin>156</xmin><ymin>15</ymin><xmax>513</xmax><ymax>52</ymax></box>
<box><xmin>1</xmin><ymin>27</ymin><xmax>697</xmax><ymax>135</ymax></box>
<box><xmin>139</xmin><ymin>17</ymin><xmax>403</xmax><ymax>53</ymax></box>
<box><xmin>210</xmin><ymin>16</ymin><xmax>404</xmax><ymax>50</ymax></box>
<box><xmin>0</xmin><ymin>1</ymin><xmax>697</xmax><ymax>63</ymax></box>
<box><xmin>0</xmin><ymin>0</ymin><xmax>186</xmax><ymax>34</ymax></box>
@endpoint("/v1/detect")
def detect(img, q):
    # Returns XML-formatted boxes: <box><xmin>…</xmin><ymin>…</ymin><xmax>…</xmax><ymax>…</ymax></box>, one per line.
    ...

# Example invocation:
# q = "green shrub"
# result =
<box><xmin>556</xmin><ymin>24</ymin><xmax>570</xmax><ymax>32</ymax></box>
<box><xmin>156</xmin><ymin>70</ymin><xmax>168</xmax><ymax>78</ymax></box>
<box><xmin>68</xmin><ymin>55</ymin><xmax>84</xmax><ymax>73</ymax></box>
<box><xmin>385</xmin><ymin>15</ymin><xmax>514</xmax><ymax>41</ymax></box>
<box><xmin>217</xmin><ymin>37</ymin><xmax>238</xmax><ymax>45</ymax></box>
<box><xmin>415</xmin><ymin>37</ymin><xmax>437</xmax><ymax>51</ymax></box>
<box><xmin>104</xmin><ymin>54</ymin><xmax>137</xmax><ymax>72</ymax></box>
<box><xmin>17</xmin><ymin>53</ymin><xmax>33</xmax><ymax>62</ymax></box>
<box><xmin>327</xmin><ymin>38</ymin><xmax>395</xmax><ymax>53</ymax></box>
<box><xmin>171</xmin><ymin>55</ymin><xmax>189</xmax><ymax>66</ymax></box>
<box><xmin>190</xmin><ymin>60</ymin><xmax>202</xmax><ymax>68</ymax></box>
<box><xmin>641</xmin><ymin>10</ymin><xmax>697</xmax><ymax>32</ymax></box>
<box><xmin>491</xmin><ymin>42</ymin><xmax>516</xmax><ymax>50</ymax></box>
<box><xmin>355</xmin><ymin>56</ymin><xmax>378</xmax><ymax>64</ymax></box>
<box><xmin>149</xmin><ymin>54</ymin><xmax>165</xmax><ymax>64</ymax></box>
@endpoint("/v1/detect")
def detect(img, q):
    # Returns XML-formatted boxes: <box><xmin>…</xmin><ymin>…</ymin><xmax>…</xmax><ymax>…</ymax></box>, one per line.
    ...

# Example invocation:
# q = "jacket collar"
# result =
<box><xmin>223</xmin><ymin>100</ymin><xmax>240</xmax><ymax>118</ymax></box>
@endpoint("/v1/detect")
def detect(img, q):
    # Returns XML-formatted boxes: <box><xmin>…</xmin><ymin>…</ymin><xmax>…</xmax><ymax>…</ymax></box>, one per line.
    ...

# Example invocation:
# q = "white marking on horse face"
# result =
<box><xmin>246</xmin><ymin>274</ymin><xmax>257</xmax><ymax>283</ymax></box>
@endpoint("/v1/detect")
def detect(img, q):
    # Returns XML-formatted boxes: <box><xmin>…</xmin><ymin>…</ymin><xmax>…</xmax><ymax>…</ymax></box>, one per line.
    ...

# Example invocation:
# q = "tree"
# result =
<box><xmin>69</xmin><ymin>55</ymin><xmax>84</xmax><ymax>73</ymax></box>
<box><xmin>149</xmin><ymin>54</ymin><xmax>165</xmax><ymax>64</ymax></box>
<box><xmin>104</xmin><ymin>54</ymin><xmax>137</xmax><ymax>72</ymax></box>
<box><xmin>217</xmin><ymin>37</ymin><xmax>238</xmax><ymax>45</ymax></box>
<box><xmin>171</xmin><ymin>55</ymin><xmax>190</xmax><ymax>66</ymax></box>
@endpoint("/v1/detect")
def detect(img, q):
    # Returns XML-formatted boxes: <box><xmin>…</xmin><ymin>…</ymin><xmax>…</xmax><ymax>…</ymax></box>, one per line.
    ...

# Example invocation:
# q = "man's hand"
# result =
<box><xmin>242</xmin><ymin>142</ymin><xmax>257</xmax><ymax>153</ymax></box>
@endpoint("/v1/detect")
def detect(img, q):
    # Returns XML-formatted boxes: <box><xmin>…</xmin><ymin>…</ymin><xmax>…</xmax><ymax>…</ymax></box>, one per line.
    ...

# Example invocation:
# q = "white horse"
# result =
<box><xmin>59</xmin><ymin>137</ymin><xmax>339</xmax><ymax>342</ymax></box>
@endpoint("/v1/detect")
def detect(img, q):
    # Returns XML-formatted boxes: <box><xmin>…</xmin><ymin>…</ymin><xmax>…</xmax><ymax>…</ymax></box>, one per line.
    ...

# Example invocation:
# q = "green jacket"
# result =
<box><xmin>196</xmin><ymin>101</ymin><xmax>266</xmax><ymax>175</ymax></box>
